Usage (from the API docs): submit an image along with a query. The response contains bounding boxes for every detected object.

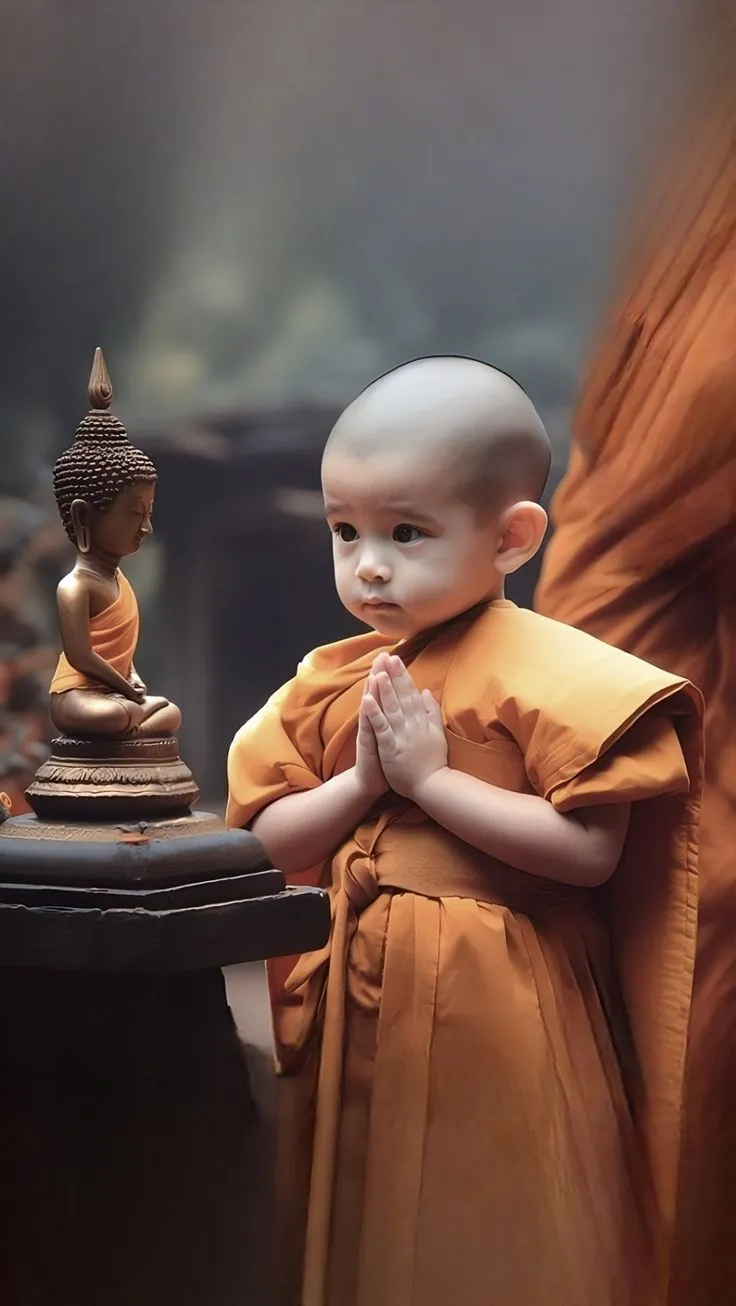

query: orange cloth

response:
[536,75,736,1306]
[49,571,139,694]
[227,601,702,1306]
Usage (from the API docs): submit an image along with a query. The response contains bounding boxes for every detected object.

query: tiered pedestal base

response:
[26,734,200,820]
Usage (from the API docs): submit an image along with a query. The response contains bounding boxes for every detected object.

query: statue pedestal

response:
[26,734,200,820]
[0,736,330,1305]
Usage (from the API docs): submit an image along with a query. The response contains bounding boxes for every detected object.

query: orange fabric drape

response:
[50,570,139,693]
[536,69,736,1306]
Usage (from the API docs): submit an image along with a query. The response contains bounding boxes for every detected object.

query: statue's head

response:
[54,349,158,559]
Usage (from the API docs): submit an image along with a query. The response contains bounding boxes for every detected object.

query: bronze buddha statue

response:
[49,348,180,739]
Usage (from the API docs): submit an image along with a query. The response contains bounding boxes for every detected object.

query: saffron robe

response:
[50,571,139,694]
[536,72,736,1306]
[227,601,702,1306]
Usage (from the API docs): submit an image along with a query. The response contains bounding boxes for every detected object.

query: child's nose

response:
[355,548,390,583]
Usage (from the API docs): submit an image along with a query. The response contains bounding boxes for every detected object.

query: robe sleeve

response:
[225,671,322,831]
[492,615,701,810]
[495,633,703,1224]
[545,711,689,812]
[226,630,386,831]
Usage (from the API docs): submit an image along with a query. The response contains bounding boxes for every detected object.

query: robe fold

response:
[50,570,139,693]
[536,72,736,1306]
[228,601,702,1306]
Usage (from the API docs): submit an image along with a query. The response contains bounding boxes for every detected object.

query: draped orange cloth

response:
[49,571,139,693]
[535,74,736,1306]
[227,601,702,1306]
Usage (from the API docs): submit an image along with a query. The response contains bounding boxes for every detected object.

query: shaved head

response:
[324,357,552,515]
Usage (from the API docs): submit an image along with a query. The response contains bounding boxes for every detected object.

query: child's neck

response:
[400,598,497,662]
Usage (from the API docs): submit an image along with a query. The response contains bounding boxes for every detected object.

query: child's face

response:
[323,450,502,639]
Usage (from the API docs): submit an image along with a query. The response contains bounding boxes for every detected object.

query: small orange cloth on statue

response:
[49,571,139,693]
[227,602,702,1306]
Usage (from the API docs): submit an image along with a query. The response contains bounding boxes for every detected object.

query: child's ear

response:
[494,501,548,575]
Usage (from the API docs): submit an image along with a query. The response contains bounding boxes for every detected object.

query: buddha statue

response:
[49,348,181,739]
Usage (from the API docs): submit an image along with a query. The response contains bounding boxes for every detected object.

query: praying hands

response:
[361,652,448,800]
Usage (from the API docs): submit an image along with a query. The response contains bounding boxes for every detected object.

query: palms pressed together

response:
[359,652,448,801]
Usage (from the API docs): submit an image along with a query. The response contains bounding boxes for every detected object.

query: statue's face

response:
[90,481,155,558]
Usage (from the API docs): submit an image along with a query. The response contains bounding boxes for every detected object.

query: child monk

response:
[226,357,702,1306]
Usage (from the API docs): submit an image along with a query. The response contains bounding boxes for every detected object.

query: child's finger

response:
[376,670,403,720]
[388,655,416,687]
[384,656,420,709]
[363,692,391,735]
[358,705,375,739]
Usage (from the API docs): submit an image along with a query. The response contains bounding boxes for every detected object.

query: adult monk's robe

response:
[49,570,139,693]
[535,74,736,1306]
[227,601,702,1306]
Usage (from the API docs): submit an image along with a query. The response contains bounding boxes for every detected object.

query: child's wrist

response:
[407,765,451,809]
[351,766,387,806]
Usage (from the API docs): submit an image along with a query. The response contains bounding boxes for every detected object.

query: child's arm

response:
[364,653,628,889]
[251,690,387,875]
[252,770,379,875]
[56,578,143,701]
[409,770,629,888]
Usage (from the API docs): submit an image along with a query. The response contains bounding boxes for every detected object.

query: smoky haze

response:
[0,0,691,482]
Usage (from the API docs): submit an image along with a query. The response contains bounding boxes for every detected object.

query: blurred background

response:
[0,0,715,800]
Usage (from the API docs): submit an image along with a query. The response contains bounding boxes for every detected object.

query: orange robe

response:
[535,76,736,1306]
[227,601,702,1306]
[49,571,139,694]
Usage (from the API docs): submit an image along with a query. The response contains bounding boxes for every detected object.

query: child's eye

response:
[333,523,358,543]
[393,524,423,544]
